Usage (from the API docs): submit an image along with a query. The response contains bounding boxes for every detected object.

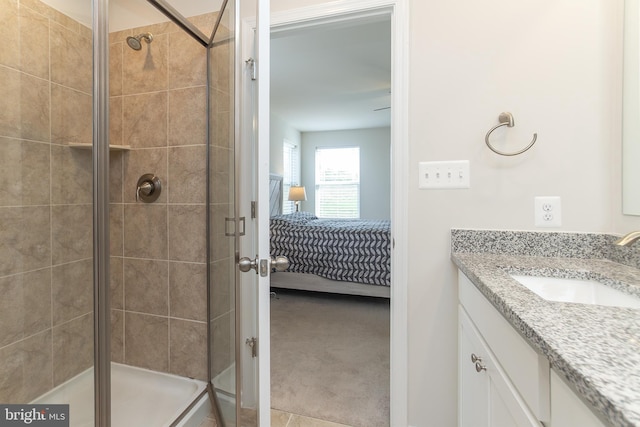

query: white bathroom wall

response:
[260,0,624,425]
[409,1,620,426]
[270,113,302,176]
[301,127,391,219]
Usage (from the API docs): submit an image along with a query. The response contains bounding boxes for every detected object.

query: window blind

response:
[315,147,360,218]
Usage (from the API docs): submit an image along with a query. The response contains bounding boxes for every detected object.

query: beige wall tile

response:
[51,144,92,205]
[0,206,51,276]
[50,22,91,93]
[0,68,51,141]
[52,259,92,326]
[123,148,167,203]
[111,256,124,310]
[0,269,50,347]
[23,268,52,337]
[210,259,232,319]
[0,274,23,347]
[209,204,232,262]
[168,145,206,204]
[122,33,168,95]
[20,73,50,142]
[124,258,168,316]
[110,150,124,203]
[169,205,206,263]
[131,21,177,39]
[22,330,53,402]
[0,341,24,403]
[211,311,232,378]
[168,87,207,147]
[0,0,20,70]
[51,84,92,145]
[124,312,168,372]
[110,29,132,45]
[123,92,168,148]
[169,261,206,321]
[51,204,92,265]
[21,0,79,33]
[110,42,123,97]
[170,319,207,380]
[52,313,93,386]
[187,12,217,37]
[0,138,50,206]
[19,5,50,80]
[111,309,124,363]
[124,204,168,259]
[169,31,206,89]
[110,95,123,149]
[110,203,123,256]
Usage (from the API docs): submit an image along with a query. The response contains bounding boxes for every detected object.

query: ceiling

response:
[271,18,391,132]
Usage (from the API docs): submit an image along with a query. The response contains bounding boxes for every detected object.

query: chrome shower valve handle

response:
[136,174,161,203]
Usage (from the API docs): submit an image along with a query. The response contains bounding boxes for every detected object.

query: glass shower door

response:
[0,0,97,424]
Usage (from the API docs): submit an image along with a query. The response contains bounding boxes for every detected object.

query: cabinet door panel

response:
[459,307,489,427]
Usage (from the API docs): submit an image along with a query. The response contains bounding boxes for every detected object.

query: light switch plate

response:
[418,160,470,189]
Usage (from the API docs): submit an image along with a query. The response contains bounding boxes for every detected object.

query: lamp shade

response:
[288,186,307,202]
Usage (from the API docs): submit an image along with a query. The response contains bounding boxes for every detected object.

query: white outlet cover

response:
[535,196,561,227]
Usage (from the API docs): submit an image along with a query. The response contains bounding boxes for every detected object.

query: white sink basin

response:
[510,275,640,309]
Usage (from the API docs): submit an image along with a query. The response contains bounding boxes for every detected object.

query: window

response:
[315,147,360,218]
[282,140,300,214]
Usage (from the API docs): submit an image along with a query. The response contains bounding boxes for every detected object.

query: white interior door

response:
[237,1,271,425]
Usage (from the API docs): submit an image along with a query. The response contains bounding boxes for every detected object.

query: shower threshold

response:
[32,362,209,427]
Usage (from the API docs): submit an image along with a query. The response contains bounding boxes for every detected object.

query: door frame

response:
[240,0,409,425]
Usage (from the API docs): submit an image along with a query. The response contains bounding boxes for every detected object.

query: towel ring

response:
[485,112,537,156]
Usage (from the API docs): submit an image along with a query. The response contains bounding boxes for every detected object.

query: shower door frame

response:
[91,1,234,426]
[92,0,111,425]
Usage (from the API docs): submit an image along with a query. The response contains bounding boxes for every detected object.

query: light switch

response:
[418,160,470,189]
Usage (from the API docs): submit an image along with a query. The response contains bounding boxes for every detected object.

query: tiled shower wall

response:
[0,0,93,402]
[109,15,214,381]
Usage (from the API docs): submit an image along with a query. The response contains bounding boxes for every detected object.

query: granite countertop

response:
[451,230,640,427]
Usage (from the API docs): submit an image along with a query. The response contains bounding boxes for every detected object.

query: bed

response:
[269,175,391,298]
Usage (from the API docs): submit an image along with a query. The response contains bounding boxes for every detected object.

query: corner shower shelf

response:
[68,142,131,151]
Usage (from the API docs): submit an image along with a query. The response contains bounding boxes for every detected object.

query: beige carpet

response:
[270,289,390,427]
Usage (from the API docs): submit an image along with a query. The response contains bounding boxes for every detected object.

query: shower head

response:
[126,33,153,51]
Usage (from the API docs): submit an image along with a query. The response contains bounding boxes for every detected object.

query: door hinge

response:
[246,337,258,358]
[251,201,256,219]
[245,58,256,81]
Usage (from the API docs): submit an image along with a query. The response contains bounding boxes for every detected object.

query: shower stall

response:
[0,0,253,425]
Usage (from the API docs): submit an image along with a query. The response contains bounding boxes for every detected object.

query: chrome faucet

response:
[613,231,640,246]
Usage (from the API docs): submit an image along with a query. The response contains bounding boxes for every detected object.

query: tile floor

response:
[198,409,354,427]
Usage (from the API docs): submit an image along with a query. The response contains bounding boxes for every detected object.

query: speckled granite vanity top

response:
[451,229,640,427]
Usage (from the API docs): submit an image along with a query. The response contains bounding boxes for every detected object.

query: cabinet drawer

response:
[459,272,550,422]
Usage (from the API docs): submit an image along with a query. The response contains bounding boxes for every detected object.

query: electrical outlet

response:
[535,196,561,227]
[418,160,470,189]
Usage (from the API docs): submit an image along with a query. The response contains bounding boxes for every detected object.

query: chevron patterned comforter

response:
[270,212,391,286]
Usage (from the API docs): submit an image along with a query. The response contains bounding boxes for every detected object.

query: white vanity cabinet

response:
[458,271,609,427]
[459,272,549,427]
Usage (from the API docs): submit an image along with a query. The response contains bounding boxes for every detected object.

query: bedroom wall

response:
[301,127,391,220]
[266,0,623,426]
[270,112,302,177]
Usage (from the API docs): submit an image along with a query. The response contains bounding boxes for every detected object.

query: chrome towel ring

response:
[485,112,537,156]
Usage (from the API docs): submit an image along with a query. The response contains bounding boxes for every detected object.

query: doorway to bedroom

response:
[269,12,392,427]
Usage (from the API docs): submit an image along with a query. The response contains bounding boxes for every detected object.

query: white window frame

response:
[282,139,300,214]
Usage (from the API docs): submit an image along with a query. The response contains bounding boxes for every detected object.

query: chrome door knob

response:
[271,256,289,272]
[471,353,482,364]
[475,362,487,373]
[239,257,258,273]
